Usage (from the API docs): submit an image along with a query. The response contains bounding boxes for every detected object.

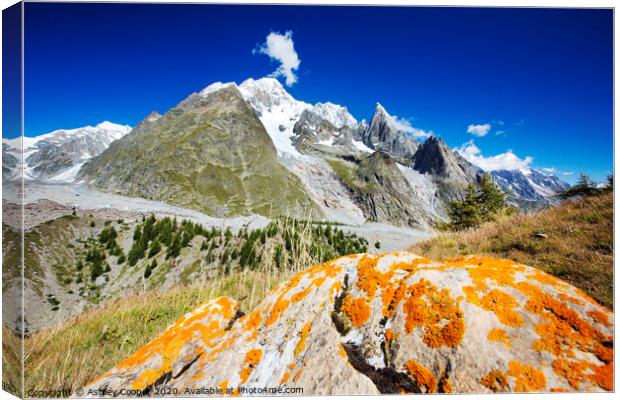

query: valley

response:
[1,76,589,397]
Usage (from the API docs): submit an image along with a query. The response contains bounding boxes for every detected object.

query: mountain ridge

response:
[3,76,571,226]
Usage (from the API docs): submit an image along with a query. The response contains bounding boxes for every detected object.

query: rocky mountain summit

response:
[81,252,613,395]
[355,103,420,161]
[412,136,483,201]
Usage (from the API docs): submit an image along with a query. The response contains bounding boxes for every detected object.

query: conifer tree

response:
[447,184,483,230]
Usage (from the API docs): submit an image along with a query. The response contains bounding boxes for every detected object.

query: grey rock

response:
[357,103,420,161]
[411,136,482,202]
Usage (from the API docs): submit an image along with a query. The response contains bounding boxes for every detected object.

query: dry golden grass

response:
[411,192,613,308]
[2,325,22,397]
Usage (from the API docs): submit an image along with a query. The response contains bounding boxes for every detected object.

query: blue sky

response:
[3,4,613,183]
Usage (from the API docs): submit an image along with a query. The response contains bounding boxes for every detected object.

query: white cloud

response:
[456,140,533,171]
[542,167,556,173]
[495,130,505,136]
[254,31,300,86]
[467,123,491,137]
[385,114,432,138]
[561,171,574,176]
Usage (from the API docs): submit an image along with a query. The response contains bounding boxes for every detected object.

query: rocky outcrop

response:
[80,252,613,395]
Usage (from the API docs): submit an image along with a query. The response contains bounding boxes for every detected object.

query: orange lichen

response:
[355,255,384,297]
[294,322,312,358]
[390,258,428,273]
[381,280,407,319]
[341,295,371,327]
[384,328,397,343]
[338,343,347,358]
[448,256,524,288]
[480,370,509,392]
[330,281,342,298]
[131,370,160,390]
[265,295,291,327]
[507,361,546,392]
[558,293,584,306]
[465,287,524,327]
[488,328,512,348]
[552,359,588,389]
[291,286,312,303]
[380,285,396,317]
[215,297,236,319]
[552,358,612,391]
[527,269,567,288]
[243,310,262,332]
[405,360,437,393]
[402,279,465,348]
[218,380,228,393]
[279,371,291,384]
[279,360,299,384]
[588,362,613,391]
[239,348,263,384]
[520,281,611,364]
[292,369,302,382]
[191,372,205,381]
[588,310,611,327]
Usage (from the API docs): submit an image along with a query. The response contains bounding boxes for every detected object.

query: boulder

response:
[80,252,613,395]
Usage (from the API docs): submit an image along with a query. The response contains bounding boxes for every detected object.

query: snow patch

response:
[47,162,86,183]
[199,81,236,98]
[352,139,373,153]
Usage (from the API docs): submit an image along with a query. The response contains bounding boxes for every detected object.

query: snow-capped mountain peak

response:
[195,77,360,157]
[311,102,357,129]
[236,77,312,157]
[238,77,310,114]
[374,102,388,115]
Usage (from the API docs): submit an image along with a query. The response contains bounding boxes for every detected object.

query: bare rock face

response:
[81,252,613,396]
[358,104,419,162]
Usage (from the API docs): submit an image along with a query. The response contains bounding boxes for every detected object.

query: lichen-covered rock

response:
[80,252,613,396]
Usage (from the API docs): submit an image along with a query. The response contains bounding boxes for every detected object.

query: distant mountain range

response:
[2,121,131,182]
[3,77,570,227]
